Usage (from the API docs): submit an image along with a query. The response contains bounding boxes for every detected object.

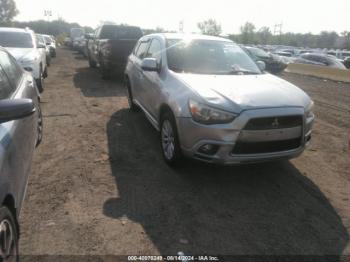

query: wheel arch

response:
[159,104,174,121]
[2,194,17,220]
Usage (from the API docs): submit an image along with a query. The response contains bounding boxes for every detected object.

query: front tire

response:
[36,69,44,93]
[88,55,97,68]
[0,206,19,262]
[160,112,183,166]
[36,102,43,147]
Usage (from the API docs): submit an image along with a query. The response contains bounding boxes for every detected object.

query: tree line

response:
[1,0,349,49]
[197,20,350,50]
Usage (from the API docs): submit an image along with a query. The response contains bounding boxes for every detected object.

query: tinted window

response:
[135,41,149,59]
[0,51,23,88]
[166,39,261,75]
[145,39,162,64]
[0,31,34,48]
[36,35,45,45]
[0,66,13,99]
[100,25,117,39]
[71,28,84,38]
[115,27,143,40]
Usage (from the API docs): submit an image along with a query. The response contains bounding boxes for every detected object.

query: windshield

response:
[44,36,52,43]
[71,29,84,38]
[166,39,261,75]
[0,32,34,48]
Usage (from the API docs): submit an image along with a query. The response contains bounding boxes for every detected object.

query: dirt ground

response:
[18,48,350,260]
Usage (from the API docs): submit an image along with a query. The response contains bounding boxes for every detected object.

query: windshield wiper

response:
[227,69,260,75]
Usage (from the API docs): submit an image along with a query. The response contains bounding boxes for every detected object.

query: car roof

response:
[146,33,232,42]
[0,27,32,33]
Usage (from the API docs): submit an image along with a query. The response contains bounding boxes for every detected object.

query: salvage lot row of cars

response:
[0,23,317,260]
[1,23,317,259]
[0,27,57,260]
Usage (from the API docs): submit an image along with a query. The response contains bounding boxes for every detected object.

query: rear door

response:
[0,50,37,209]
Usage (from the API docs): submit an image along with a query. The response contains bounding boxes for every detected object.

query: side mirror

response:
[0,99,36,123]
[257,60,266,71]
[141,58,159,72]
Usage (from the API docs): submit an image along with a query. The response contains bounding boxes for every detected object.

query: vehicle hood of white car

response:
[176,72,311,113]
[6,48,37,61]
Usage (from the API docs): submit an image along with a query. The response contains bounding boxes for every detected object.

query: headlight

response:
[189,99,237,125]
[305,101,314,119]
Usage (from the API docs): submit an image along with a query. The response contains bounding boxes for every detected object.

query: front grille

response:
[244,115,303,130]
[232,138,301,155]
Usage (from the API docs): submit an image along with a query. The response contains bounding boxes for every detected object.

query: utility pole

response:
[44,10,52,35]
[44,10,52,22]
[179,20,184,33]
[274,23,283,44]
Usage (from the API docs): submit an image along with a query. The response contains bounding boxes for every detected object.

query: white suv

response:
[0,27,47,93]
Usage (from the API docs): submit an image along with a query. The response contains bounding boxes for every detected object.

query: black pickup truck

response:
[87,25,143,79]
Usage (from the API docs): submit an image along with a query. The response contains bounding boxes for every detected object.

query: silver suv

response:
[125,34,314,166]
[0,47,42,260]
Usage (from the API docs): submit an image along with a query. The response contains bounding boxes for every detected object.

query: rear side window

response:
[100,25,117,39]
[135,41,149,59]
[115,27,143,40]
[0,66,13,99]
[0,51,23,88]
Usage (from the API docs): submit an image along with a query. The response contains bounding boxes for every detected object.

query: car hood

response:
[6,48,36,61]
[176,73,311,113]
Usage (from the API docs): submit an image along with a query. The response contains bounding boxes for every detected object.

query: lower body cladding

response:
[177,107,314,165]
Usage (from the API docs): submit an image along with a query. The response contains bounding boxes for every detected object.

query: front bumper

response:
[177,107,314,165]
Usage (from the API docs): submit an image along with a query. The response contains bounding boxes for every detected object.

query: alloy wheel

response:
[0,219,17,262]
[161,120,175,160]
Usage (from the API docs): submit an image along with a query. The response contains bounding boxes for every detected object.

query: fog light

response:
[198,144,219,155]
[23,67,33,72]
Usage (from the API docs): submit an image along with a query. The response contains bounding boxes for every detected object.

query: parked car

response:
[125,33,314,166]
[88,24,143,79]
[70,28,85,50]
[0,27,47,93]
[294,53,347,69]
[0,47,42,261]
[43,34,56,58]
[344,57,350,69]
[64,37,71,47]
[37,34,51,67]
[242,46,288,74]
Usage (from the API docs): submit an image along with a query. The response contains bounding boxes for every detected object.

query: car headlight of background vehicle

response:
[189,99,237,125]
[305,101,314,119]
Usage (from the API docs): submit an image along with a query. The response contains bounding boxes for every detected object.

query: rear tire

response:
[88,55,97,68]
[160,111,183,166]
[100,63,111,80]
[43,66,48,78]
[0,206,19,262]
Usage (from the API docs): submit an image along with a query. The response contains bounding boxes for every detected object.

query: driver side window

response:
[145,39,162,65]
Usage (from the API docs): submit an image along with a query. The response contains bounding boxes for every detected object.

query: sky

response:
[14,0,349,34]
